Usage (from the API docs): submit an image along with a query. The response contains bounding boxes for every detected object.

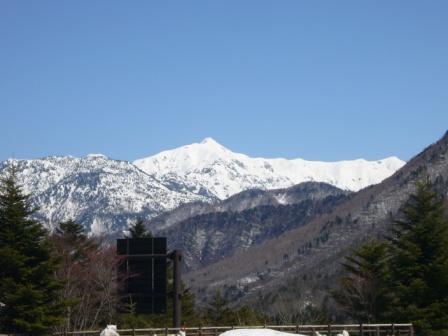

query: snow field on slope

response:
[134,138,405,199]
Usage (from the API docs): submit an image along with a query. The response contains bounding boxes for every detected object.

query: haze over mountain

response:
[0,138,404,235]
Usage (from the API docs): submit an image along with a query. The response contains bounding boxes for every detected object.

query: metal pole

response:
[173,250,182,329]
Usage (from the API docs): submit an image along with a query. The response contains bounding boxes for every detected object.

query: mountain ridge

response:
[182,132,448,314]
[0,155,209,234]
[134,137,405,199]
[0,138,404,235]
[156,182,351,271]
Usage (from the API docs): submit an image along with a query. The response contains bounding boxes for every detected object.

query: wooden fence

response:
[56,323,414,336]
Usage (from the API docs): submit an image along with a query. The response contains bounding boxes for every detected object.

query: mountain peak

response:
[86,153,108,159]
[200,137,222,147]
[134,139,405,199]
[196,137,230,153]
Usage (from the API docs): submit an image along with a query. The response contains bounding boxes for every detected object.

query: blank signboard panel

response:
[117,238,167,313]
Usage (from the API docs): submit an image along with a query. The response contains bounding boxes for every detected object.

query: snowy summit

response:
[134,137,405,200]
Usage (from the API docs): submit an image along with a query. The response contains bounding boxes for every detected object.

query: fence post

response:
[296,324,299,334]
[327,324,332,336]
[375,326,380,336]
[132,328,136,336]
[410,324,414,336]
[165,327,168,336]
[199,326,202,336]
[359,324,364,336]
[391,324,395,336]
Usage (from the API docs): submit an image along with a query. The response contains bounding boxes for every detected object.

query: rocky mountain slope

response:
[184,132,448,314]
[0,155,208,234]
[149,181,350,233]
[0,139,404,235]
[134,138,405,199]
[157,182,351,271]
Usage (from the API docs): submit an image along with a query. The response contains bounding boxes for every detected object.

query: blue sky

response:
[1,1,447,162]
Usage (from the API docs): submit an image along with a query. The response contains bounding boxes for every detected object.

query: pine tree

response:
[161,265,202,327]
[388,180,448,335]
[332,239,390,323]
[0,167,65,335]
[204,291,234,326]
[58,219,86,242]
[127,218,152,238]
[55,219,95,262]
[179,284,201,326]
[233,305,264,325]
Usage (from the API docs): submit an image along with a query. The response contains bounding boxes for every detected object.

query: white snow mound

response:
[100,325,119,336]
[219,329,349,336]
[219,329,307,336]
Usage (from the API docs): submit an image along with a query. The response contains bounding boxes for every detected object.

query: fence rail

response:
[56,323,414,336]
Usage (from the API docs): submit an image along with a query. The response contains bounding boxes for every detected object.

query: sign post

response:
[117,238,182,328]
[171,250,182,329]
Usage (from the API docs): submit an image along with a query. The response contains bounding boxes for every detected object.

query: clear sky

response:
[1,1,447,162]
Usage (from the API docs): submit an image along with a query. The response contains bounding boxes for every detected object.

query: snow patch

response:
[237,276,258,285]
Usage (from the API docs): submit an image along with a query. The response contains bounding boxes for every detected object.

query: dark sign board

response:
[117,238,167,314]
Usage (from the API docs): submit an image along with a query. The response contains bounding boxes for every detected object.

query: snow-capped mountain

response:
[0,155,208,234]
[0,138,405,235]
[134,137,406,200]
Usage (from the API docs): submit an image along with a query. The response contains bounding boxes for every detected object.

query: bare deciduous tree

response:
[52,225,121,332]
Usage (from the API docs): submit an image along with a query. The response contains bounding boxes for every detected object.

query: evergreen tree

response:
[55,219,95,262]
[233,305,264,325]
[204,291,234,326]
[180,285,201,327]
[0,167,65,335]
[57,219,86,243]
[127,218,152,238]
[332,239,390,323]
[202,291,263,326]
[388,180,448,335]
